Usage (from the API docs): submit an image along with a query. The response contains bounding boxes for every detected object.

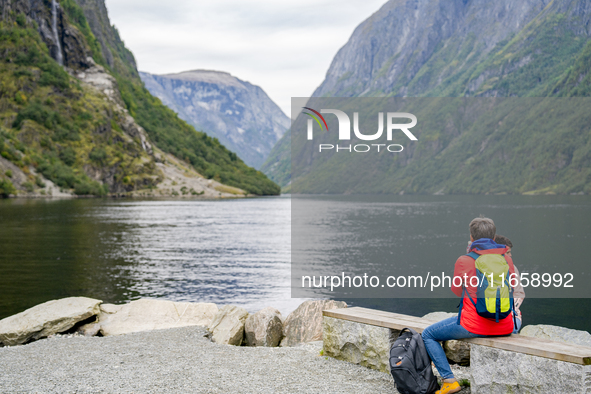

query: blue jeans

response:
[513,317,522,334]
[421,317,487,380]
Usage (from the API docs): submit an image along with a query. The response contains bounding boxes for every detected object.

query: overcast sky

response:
[104,0,387,117]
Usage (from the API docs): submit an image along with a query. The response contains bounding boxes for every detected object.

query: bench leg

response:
[470,344,591,393]
[323,316,398,373]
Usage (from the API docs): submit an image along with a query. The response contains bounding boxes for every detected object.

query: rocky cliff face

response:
[263,0,591,193]
[1,0,91,69]
[140,70,289,170]
[312,0,590,98]
[73,0,137,77]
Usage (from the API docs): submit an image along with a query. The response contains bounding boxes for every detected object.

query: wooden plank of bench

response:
[323,307,591,365]
[324,307,431,332]
[351,307,436,327]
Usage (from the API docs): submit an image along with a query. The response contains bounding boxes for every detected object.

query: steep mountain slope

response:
[71,0,279,195]
[70,0,137,78]
[140,70,289,170]
[0,0,157,196]
[264,0,591,193]
[0,0,279,197]
[288,96,591,195]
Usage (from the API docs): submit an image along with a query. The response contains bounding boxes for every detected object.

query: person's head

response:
[494,234,513,257]
[469,216,496,241]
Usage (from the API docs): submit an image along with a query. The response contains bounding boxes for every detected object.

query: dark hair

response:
[494,234,513,248]
[469,217,496,240]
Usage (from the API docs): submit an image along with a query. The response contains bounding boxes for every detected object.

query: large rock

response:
[443,339,471,365]
[98,299,218,336]
[521,324,591,347]
[76,320,101,337]
[422,311,470,365]
[244,307,283,347]
[207,305,249,346]
[472,324,591,392]
[470,344,591,393]
[323,316,396,373]
[280,300,347,347]
[0,297,102,346]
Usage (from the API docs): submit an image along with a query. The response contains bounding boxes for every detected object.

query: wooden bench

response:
[323,307,591,393]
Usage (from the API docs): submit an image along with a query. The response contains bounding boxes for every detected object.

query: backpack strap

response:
[509,279,517,332]
[467,251,480,260]
[457,251,481,325]
[456,287,464,325]
[399,327,417,336]
[495,287,501,323]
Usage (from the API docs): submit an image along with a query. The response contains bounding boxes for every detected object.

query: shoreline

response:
[0,151,277,200]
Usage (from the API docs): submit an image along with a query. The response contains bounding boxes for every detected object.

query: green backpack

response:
[458,251,515,323]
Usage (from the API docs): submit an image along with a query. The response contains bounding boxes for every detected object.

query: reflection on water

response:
[0,197,299,319]
[1,195,591,332]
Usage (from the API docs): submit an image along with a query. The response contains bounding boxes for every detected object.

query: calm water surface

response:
[0,196,299,319]
[1,195,591,332]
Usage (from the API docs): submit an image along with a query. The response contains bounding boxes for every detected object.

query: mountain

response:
[263,0,591,194]
[260,125,291,188]
[140,70,289,170]
[0,0,279,197]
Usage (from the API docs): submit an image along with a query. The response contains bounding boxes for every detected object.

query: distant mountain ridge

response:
[263,0,591,194]
[140,70,289,169]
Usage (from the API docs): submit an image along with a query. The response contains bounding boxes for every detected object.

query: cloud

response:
[105,0,387,117]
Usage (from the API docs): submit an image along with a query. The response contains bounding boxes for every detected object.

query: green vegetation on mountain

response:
[552,39,591,97]
[0,18,158,196]
[264,0,591,194]
[426,14,590,98]
[260,128,291,187]
[289,97,591,195]
[0,176,16,197]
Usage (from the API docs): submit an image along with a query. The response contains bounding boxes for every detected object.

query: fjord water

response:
[1,195,591,331]
[0,197,295,320]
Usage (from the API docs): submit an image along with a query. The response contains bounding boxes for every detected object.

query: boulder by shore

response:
[0,297,101,346]
[0,297,348,349]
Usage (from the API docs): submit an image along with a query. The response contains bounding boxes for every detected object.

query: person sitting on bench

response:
[422,217,517,394]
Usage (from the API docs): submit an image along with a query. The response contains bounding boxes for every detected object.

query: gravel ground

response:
[0,326,392,394]
[0,326,471,394]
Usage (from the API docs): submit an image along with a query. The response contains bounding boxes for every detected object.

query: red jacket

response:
[452,247,516,335]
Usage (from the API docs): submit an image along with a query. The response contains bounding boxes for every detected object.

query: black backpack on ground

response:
[389,328,440,394]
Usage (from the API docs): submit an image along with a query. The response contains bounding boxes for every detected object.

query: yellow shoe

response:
[436,381,461,394]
